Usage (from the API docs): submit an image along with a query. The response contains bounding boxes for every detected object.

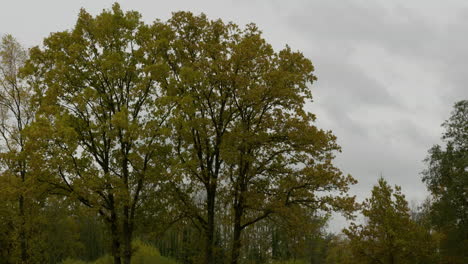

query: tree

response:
[222,33,356,264]
[23,4,172,264]
[19,4,356,263]
[157,12,356,264]
[344,178,436,264]
[422,100,468,263]
[154,12,240,264]
[0,34,41,263]
[325,235,360,264]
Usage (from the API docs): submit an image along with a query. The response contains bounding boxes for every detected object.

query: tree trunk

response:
[389,252,395,264]
[122,205,132,264]
[19,194,27,263]
[231,206,243,264]
[19,165,27,264]
[231,167,247,264]
[110,210,122,264]
[121,142,132,264]
[205,186,216,264]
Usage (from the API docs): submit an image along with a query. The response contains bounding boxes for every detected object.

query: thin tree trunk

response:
[205,186,216,264]
[122,205,132,264]
[231,151,248,264]
[389,251,395,264]
[110,209,122,264]
[121,141,132,264]
[231,205,243,264]
[19,164,27,264]
[19,194,27,263]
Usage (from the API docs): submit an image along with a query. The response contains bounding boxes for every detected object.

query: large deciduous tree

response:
[422,100,468,264]
[159,13,241,264]
[223,35,356,264]
[23,4,172,264]
[21,5,357,263]
[158,12,356,264]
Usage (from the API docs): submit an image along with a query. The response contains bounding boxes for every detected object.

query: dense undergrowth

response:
[61,240,178,264]
[61,239,307,264]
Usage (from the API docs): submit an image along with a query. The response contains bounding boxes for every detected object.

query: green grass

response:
[62,240,178,264]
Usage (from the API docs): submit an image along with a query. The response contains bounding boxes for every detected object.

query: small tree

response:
[344,178,436,264]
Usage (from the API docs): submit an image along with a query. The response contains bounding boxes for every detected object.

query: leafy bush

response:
[92,255,112,264]
[62,259,88,264]
[132,239,177,264]
[61,240,178,264]
[271,260,307,264]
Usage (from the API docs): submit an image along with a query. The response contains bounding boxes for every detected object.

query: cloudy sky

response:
[1,0,467,232]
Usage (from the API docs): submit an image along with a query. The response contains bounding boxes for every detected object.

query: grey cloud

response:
[285,0,435,55]
[314,59,400,107]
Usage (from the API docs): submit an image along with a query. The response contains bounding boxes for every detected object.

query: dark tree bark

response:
[109,208,121,264]
[205,184,217,264]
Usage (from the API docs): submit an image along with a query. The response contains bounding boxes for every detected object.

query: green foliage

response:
[92,255,113,264]
[422,100,468,263]
[3,4,357,263]
[62,240,177,264]
[0,33,50,264]
[271,260,307,264]
[5,3,462,264]
[23,3,174,263]
[344,178,437,264]
[62,259,88,264]
[154,9,356,264]
[324,235,359,264]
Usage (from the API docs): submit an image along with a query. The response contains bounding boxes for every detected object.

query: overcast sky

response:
[1,0,467,232]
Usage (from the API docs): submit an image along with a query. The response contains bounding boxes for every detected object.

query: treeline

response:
[0,3,466,264]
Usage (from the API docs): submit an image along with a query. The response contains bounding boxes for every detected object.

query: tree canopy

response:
[16,4,357,264]
[0,3,464,264]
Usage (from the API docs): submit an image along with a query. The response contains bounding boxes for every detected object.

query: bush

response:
[271,260,307,264]
[61,239,178,264]
[61,259,87,264]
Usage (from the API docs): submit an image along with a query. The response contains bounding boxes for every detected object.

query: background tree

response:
[0,34,41,264]
[23,4,173,264]
[344,178,437,264]
[324,235,359,264]
[0,162,16,263]
[422,100,468,264]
